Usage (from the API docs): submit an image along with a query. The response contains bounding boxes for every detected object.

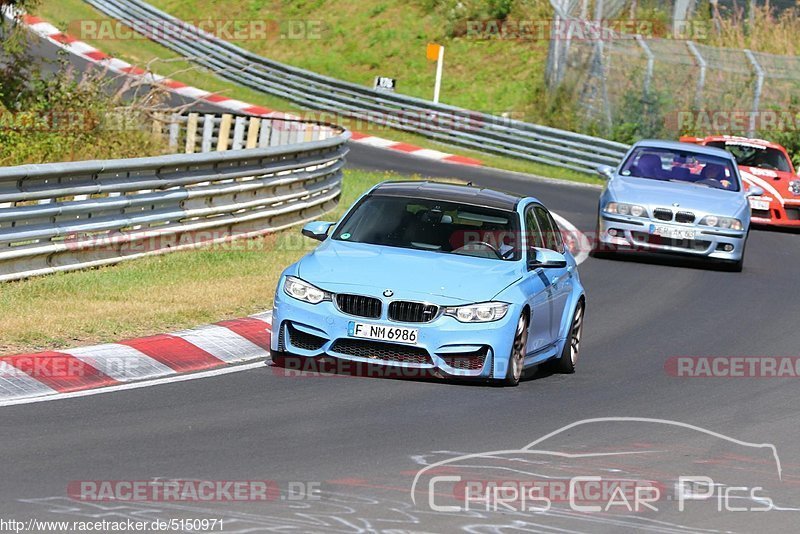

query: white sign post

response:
[427,43,445,104]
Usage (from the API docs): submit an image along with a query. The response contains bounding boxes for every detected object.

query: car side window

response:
[546,211,564,252]
[534,206,562,252]
[525,207,545,253]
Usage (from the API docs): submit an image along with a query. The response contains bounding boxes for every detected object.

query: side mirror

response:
[596,165,615,180]
[301,221,335,241]
[527,248,568,270]
[746,186,765,198]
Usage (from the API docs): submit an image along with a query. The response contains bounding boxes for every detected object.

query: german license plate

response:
[650,224,696,240]
[749,198,770,211]
[348,322,418,345]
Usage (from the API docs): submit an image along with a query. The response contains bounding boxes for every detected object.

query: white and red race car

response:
[680,135,800,227]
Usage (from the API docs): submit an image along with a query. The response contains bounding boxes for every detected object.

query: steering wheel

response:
[695,178,721,187]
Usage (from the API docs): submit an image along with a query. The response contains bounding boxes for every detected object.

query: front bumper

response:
[598,214,746,261]
[750,199,800,227]
[271,288,518,380]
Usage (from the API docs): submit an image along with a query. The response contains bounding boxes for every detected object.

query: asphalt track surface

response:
[2,31,800,533]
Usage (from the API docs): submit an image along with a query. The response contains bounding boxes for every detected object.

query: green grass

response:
[0,169,402,355]
[33,0,600,185]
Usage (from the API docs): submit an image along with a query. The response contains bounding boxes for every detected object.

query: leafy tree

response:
[0,0,42,110]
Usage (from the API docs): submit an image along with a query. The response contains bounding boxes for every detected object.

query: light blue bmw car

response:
[594,140,763,272]
[271,181,586,386]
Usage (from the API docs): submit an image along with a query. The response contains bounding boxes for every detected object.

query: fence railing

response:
[83,0,630,174]
[156,112,341,154]
[0,113,349,282]
[546,0,800,138]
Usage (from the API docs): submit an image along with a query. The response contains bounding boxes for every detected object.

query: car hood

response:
[296,240,523,304]
[609,175,748,216]
[740,167,800,200]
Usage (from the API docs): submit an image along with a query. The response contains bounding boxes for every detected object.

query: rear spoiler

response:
[679,136,704,144]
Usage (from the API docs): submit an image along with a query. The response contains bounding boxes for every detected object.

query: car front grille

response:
[329,339,432,365]
[335,293,382,319]
[653,208,673,221]
[388,301,439,323]
[441,347,489,371]
[675,211,696,224]
[751,209,771,219]
[286,324,327,351]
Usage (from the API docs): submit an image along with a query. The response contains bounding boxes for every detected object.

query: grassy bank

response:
[0,169,402,355]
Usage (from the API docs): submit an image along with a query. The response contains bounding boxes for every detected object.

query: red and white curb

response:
[0,311,272,404]
[13,12,483,167]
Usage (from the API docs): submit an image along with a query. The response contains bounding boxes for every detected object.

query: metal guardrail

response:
[0,113,349,282]
[156,111,341,153]
[85,0,630,174]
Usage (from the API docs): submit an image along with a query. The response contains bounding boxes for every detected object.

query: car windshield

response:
[620,147,740,191]
[332,194,520,261]
[707,141,792,173]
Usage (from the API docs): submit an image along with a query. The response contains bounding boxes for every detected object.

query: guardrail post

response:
[201,114,214,153]
[185,113,198,154]
[217,114,233,151]
[246,117,260,148]
[276,120,289,146]
[686,41,706,110]
[232,116,247,150]
[744,49,764,137]
[168,118,180,151]
[259,119,272,147]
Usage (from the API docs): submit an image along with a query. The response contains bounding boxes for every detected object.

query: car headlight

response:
[700,215,743,231]
[283,276,331,304]
[444,302,509,323]
[604,202,646,217]
[790,180,800,195]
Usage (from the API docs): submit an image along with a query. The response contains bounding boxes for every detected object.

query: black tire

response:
[720,257,744,272]
[270,350,289,367]
[553,302,584,374]
[501,313,529,387]
[589,248,613,260]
